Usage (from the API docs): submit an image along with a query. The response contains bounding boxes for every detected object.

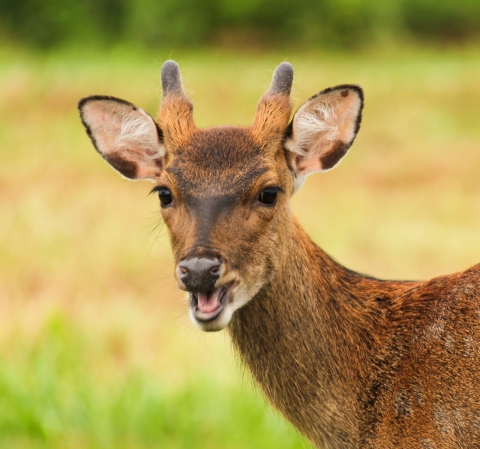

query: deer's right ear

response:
[78,96,165,181]
[284,85,363,183]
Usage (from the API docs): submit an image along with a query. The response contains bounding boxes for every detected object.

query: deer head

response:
[78,61,363,331]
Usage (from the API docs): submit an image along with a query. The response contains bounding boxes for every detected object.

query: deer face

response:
[78,61,363,331]
[155,126,295,330]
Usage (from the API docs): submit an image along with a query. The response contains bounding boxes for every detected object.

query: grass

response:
[1,45,480,448]
[0,316,307,449]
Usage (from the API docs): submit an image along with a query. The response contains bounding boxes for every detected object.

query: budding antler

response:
[251,62,293,148]
[158,60,195,148]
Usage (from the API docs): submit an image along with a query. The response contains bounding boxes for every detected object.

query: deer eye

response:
[155,187,173,206]
[258,187,280,205]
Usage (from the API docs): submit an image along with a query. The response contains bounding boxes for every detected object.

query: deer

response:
[78,61,480,449]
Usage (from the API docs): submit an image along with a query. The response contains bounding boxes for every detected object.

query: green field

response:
[1,47,480,448]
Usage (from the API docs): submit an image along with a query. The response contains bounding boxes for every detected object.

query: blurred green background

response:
[1,1,480,448]
[1,0,480,50]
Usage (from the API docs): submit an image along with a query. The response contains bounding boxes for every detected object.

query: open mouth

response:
[190,283,234,323]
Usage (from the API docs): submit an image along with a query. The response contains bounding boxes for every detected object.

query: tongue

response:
[197,289,221,314]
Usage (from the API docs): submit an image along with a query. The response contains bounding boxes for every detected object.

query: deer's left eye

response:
[258,187,280,205]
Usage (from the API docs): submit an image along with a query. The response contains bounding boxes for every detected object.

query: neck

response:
[228,217,413,448]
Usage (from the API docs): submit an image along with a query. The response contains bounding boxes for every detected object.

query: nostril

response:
[210,265,221,275]
[178,261,190,280]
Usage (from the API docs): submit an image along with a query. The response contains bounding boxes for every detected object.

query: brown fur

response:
[157,94,195,149]
[229,219,480,448]
[154,122,480,448]
[79,62,480,449]
[251,93,292,148]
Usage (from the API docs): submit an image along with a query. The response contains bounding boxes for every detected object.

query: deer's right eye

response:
[156,187,173,206]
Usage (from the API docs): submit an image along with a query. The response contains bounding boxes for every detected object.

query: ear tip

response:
[77,96,137,117]
[78,95,99,112]
[340,84,364,101]
[77,95,107,114]
[315,84,364,107]
[349,84,364,100]
[345,85,364,111]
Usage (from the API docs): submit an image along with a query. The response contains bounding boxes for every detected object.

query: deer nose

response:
[177,257,222,291]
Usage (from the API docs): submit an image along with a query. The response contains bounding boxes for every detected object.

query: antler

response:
[161,60,184,95]
[251,62,293,147]
[158,60,195,148]
[268,62,294,95]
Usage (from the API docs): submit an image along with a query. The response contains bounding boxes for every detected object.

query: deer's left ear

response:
[284,85,363,178]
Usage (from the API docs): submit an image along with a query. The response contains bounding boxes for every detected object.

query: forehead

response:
[165,127,273,196]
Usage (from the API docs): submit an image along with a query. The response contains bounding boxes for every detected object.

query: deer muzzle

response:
[176,253,242,331]
[177,256,221,292]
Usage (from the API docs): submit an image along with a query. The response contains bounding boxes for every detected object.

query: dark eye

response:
[258,187,279,205]
[156,187,173,206]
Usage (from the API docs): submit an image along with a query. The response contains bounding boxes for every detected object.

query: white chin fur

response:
[190,283,261,332]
